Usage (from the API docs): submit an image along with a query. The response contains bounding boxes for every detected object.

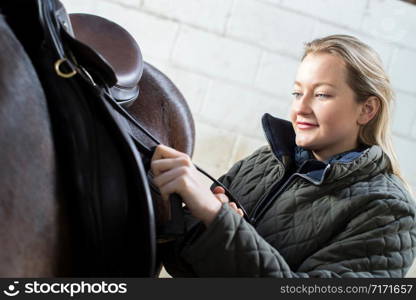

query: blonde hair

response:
[302,34,413,195]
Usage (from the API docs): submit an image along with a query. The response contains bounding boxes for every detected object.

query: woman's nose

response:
[293,94,313,115]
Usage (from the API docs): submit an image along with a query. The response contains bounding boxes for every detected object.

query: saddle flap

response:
[69,13,144,105]
[60,26,118,87]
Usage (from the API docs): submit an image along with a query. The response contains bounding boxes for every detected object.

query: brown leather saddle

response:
[68,10,251,235]
[67,12,195,242]
[68,13,143,107]
[66,10,251,231]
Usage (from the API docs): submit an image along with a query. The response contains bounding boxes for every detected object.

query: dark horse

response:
[0,7,194,276]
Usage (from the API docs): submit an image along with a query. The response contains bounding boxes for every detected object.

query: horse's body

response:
[0,10,194,277]
[0,16,64,276]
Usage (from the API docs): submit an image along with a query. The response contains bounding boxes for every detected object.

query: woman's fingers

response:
[149,145,227,225]
[213,186,225,194]
[213,187,229,203]
[157,176,184,202]
[151,157,192,177]
[151,158,181,177]
[229,202,244,217]
[151,146,192,177]
[152,163,189,187]
[151,144,187,161]
[213,187,243,217]
[215,193,229,203]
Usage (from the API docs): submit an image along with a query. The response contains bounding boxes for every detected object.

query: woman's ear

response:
[357,96,380,125]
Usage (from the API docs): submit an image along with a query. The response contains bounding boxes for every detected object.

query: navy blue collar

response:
[261,113,368,172]
[261,113,296,164]
[294,145,369,167]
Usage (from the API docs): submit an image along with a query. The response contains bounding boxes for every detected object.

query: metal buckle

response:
[54,58,77,78]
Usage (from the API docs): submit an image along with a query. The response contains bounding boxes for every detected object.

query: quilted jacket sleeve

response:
[158,158,245,277]
[181,196,416,277]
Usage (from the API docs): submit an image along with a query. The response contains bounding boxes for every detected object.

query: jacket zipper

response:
[248,123,296,225]
[248,160,306,224]
[249,120,305,224]
[249,117,332,226]
[249,163,332,226]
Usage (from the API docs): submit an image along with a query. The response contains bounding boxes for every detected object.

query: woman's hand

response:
[150,144,222,226]
[213,186,244,217]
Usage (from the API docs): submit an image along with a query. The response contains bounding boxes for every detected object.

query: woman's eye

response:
[291,92,302,98]
[315,93,331,99]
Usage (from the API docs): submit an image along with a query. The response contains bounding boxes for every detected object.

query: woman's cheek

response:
[289,108,299,131]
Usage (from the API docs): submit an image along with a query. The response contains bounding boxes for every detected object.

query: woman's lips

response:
[296,122,319,130]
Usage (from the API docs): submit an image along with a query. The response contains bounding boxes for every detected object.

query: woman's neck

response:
[311,142,360,162]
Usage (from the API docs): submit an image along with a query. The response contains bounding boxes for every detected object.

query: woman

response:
[151,35,416,277]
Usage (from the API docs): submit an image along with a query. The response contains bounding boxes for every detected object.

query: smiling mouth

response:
[296,122,319,129]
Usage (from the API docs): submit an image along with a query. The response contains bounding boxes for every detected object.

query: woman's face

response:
[289,53,363,161]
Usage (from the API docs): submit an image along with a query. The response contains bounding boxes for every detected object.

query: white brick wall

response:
[60,0,416,277]
[392,91,416,136]
[362,0,416,46]
[390,48,416,94]
[227,0,316,56]
[280,0,368,31]
[255,52,299,97]
[199,80,290,139]
[412,121,416,139]
[172,27,262,84]
[142,0,234,33]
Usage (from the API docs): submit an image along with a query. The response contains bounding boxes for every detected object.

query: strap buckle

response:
[54,57,77,78]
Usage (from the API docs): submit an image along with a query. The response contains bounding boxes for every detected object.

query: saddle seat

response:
[69,13,144,107]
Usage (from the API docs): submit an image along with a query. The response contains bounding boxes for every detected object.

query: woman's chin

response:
[295,137,314,149]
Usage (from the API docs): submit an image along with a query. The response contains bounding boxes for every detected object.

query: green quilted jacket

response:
[159,113,416,277]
